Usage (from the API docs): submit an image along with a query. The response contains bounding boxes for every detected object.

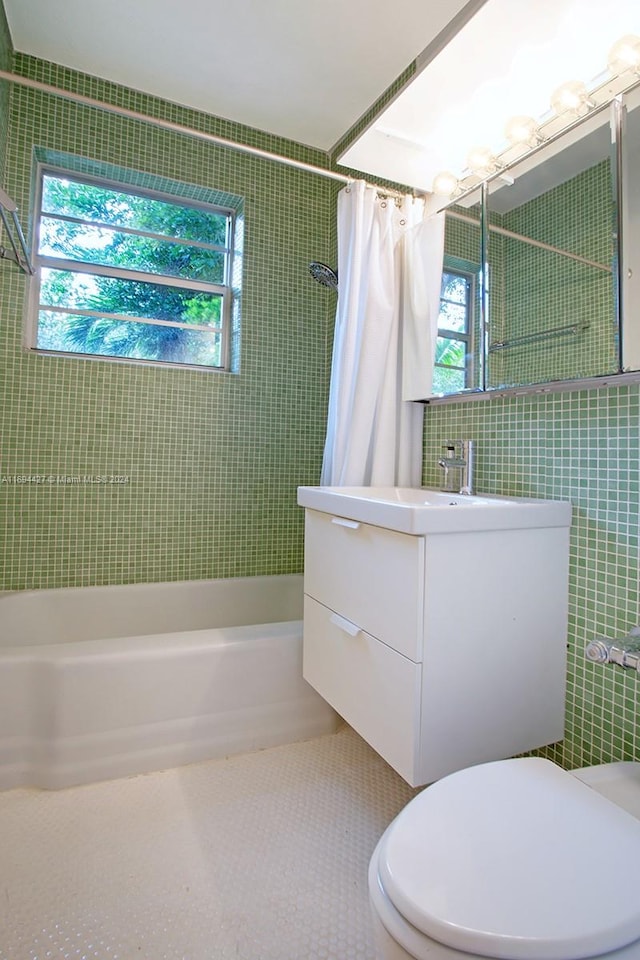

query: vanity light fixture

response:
[608,34,640,75]
[504,115,542,147]
[466,145,500,177]
[428,30,640,204]
[550,80,595,117]
[431,170,460,197]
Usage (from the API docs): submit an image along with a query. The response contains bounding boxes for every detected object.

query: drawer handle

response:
[330,612,361,637]
[330,517,360,529]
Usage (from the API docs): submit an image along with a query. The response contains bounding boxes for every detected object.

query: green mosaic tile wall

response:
[0,5,12,187]
[0,55,339,589]
[444,204,481,263]
[422,385,640,769]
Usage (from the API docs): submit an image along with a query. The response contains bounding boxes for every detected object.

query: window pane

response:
[40,268,223,329]
[41,175,229,247]
[39,217,226,284]
[33,170,238,372]
[440,272,469,305]
[436,336,467,367]
[433,366,466,394]
[37,311,222,367]
[438,300,468,333]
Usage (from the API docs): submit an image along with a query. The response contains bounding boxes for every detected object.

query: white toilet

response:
[369,757,640,960]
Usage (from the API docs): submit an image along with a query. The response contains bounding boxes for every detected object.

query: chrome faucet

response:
[438,440,475,495]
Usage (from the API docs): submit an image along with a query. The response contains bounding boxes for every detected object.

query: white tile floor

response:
[0,727,417,960]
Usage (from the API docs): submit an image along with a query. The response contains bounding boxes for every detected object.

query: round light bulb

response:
[466,146,496,176]
[550,80,591,116]
[432,170,459,197]
[608,35,640,75]
[504,115,540,146]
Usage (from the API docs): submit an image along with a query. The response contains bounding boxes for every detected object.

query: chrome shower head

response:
[309,261,338,292]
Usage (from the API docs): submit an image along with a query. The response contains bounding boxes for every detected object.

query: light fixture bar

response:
[436,74,632,213]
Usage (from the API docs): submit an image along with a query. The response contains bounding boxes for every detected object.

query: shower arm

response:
[0,187,34,275]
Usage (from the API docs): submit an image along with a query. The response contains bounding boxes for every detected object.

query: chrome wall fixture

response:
[586,629,640,672]
[488,322,591,354]
[0,186,33,275]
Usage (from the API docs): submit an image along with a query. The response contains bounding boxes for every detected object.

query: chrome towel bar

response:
[0,187,33,275]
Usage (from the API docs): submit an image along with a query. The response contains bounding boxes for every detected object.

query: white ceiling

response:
[3,0,481,152]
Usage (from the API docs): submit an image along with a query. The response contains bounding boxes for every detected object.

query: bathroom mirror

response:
[485,104,619,391]
[434,190,484,396]
[621,84,640,372]
[428,86,640,399]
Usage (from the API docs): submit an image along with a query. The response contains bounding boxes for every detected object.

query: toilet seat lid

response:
[378,758,640,960]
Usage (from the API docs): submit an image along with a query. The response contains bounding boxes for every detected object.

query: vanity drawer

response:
[303,509,424,661]
[303,595,422,784]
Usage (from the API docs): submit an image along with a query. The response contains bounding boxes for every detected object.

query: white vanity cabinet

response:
[300,496,571,787]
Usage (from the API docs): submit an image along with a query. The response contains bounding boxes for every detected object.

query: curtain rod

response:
[446,208,611,273]
[0,70,606,270]
[0,69,406,197]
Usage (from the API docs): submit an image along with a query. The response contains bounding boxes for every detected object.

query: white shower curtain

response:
[320,180,445,487]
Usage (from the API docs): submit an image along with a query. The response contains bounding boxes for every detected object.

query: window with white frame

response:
[433,259,476,394]
[28,169,236,370]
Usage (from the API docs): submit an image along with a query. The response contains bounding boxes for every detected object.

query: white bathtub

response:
[0,574,339,790]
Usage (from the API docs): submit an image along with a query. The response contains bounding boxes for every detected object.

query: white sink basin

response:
[297,486,571,534]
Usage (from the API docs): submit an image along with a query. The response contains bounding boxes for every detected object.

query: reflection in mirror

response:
[433,191,483,396]
[485,106,618,390]
[621,85,640,371]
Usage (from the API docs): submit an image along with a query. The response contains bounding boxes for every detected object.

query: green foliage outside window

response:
[33,173,234,368]
[432,266,474,395]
